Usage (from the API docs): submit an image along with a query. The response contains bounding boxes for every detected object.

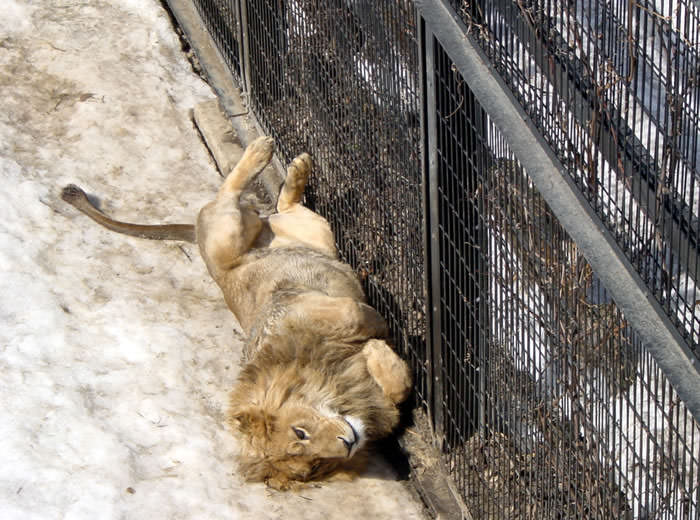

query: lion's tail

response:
[61,184,197,243]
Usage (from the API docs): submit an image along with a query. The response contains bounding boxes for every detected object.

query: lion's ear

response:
[230,407,275,439]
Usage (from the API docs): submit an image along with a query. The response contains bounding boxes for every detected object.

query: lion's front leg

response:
[362,339,412,404]
[284,293,389,342]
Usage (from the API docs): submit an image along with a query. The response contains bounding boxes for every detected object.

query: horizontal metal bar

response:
[415,0,700,424]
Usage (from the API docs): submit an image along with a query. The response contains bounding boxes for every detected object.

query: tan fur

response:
[62,136,412,490]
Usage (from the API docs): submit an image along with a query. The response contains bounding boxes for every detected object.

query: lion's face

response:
[231,399,367,489]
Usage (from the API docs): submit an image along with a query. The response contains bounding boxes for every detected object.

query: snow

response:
[0,1,425,518]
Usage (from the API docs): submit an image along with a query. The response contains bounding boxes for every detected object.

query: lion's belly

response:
[220,246,365,333]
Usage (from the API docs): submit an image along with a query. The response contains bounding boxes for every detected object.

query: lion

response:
[61,136,412,490]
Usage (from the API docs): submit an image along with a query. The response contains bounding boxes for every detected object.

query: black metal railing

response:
[427,36,698,517]
[178,0,700,517]
[456,0,700,355]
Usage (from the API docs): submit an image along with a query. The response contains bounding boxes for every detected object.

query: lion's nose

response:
[338,435,356,456]
[338,417,360,456]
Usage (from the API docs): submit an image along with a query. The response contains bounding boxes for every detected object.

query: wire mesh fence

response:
[192,0,243,81]
[241,0,430,405]
[180,0,700,517]
[455,0,700,356]
[429,36,700,517]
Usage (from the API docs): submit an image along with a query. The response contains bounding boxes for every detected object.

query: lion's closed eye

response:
[310,460,322,475]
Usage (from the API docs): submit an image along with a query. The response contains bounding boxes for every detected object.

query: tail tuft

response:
[61,184,87,205]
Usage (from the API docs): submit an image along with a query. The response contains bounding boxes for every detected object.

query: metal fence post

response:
[238,0,252,95]
[422,23,445,443]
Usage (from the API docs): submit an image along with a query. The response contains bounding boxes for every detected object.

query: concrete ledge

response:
[193,99,245,176]
[400,410,473,520]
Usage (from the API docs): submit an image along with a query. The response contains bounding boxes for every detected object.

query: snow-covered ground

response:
[0,1,425,518]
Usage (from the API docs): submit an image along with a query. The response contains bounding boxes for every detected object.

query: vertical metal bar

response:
[475,101,487,433]
[423,24,444,441]
[418,13,432,413]
[233,0,246,90]
[239,0,252,97]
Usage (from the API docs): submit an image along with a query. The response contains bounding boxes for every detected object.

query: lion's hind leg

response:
[268,153,337,256]
[276,153,311,212]
[219,136,275,196]
[197,136,275,275]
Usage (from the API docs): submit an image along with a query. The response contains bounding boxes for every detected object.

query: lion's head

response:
[228,343,400,490]
[230,399,368,489]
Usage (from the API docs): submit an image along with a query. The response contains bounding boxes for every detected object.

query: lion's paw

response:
[277,153,312,212]
[363,339,412,405]
[244,136,275,172]
[286,153,311,190]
